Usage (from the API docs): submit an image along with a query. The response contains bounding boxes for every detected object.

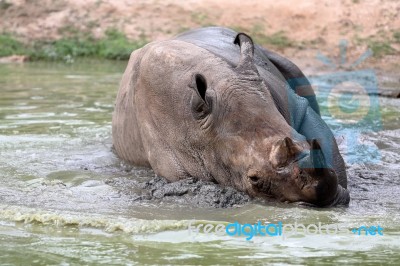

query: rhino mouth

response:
[325,185,350,206]
[248,175,274,198]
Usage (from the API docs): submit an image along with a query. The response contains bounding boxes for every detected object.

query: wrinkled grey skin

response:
[112,27,350,207]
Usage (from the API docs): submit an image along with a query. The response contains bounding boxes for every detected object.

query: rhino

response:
[112,27,350,207]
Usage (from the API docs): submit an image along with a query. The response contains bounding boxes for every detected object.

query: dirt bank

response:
[1,0,399,93]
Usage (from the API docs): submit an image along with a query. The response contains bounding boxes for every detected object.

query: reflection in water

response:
[0,61,399,264]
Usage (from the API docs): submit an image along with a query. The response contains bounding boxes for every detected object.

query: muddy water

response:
[0,61,399,265]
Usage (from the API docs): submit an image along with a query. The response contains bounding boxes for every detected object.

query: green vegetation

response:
[191,11,213,27]
[354,33,397,58]
[98,29,147,60]
[232,24,293,49]
[393,31,400,43]
[255,31,292,48]
[0,28,147,61]
[0,0,12,10]
[177,26,191,34]
[367,40,395,57]
[0,34,25,57]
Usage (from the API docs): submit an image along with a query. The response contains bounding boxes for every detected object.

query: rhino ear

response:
[190,74,211,118]
[270,137,301,168]
[194,74,207,101]
[234,33,259,77]
[234,33,254,63]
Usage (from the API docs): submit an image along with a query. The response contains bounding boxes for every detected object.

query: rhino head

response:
[112,30,350,207]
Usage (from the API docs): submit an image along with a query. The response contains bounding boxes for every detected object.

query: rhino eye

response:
[195,74,207,101]
[248,175,260,184]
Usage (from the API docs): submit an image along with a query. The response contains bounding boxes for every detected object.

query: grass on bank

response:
[354,31,400,58]
[232,24,293,49]
[0,28,147,61]
[2,27,399,61]
[0,33,26,57]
